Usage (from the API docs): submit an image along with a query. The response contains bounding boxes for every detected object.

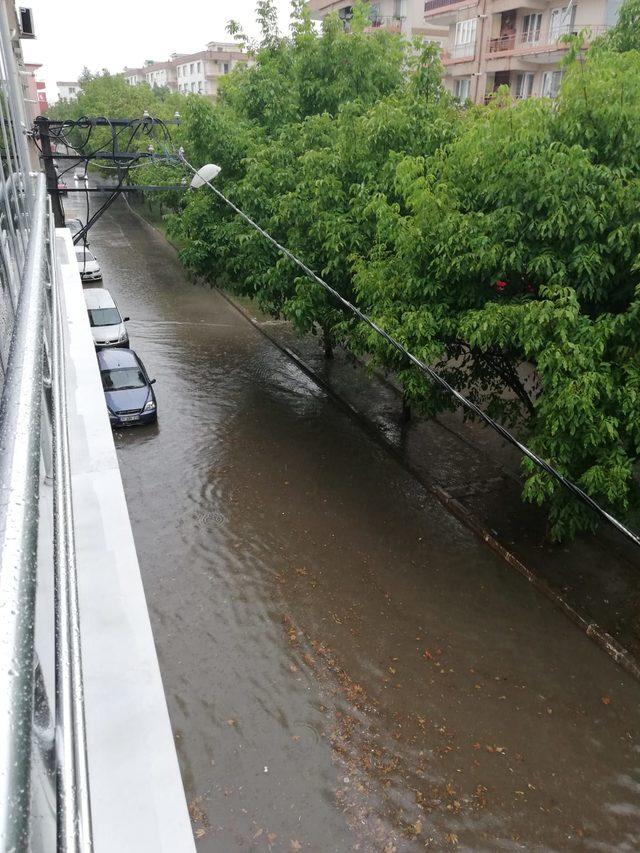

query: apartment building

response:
[427,0,623,103]
[143,58,180,90]
[56,80,80,101]
[122,43,249,101]
[175,42,248,98]
[123,66,147,86]
[308,0,447,42]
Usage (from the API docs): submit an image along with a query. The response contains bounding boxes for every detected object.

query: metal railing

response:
[424,0,469,14]
[365,14,404,29]
[488,24,610,54]
[0,174,94,849]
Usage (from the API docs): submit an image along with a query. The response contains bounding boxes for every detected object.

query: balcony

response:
[441,42,477,64]
[487,24,609,61]
[424,0,479,22]
[364,14,404,32]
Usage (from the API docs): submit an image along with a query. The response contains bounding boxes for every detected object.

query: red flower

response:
[495,279,508,292]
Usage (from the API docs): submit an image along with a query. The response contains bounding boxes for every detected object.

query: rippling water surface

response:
[69,196,640,851]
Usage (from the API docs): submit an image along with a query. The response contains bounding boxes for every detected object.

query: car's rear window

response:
[101,367,146,391]
[75,249,94,261]
[88,307,120,327]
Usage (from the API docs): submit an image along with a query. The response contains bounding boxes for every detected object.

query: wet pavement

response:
[66,190,640,851]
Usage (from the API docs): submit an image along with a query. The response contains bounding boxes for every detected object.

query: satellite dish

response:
[190,163,222,188]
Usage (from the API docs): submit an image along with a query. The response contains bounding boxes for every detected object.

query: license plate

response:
[120,414,139,423]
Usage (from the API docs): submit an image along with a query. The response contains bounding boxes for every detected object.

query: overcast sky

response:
[22,0,294,102]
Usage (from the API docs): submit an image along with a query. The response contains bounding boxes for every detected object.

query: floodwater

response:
[67,192,640,851]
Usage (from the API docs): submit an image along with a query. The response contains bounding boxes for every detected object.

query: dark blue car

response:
[97,348,157,427]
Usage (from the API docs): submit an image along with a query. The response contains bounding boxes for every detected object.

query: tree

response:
[52,1,640,541]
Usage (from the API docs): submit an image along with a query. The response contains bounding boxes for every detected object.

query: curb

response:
[121,194,640,683]
[216,287,640,683]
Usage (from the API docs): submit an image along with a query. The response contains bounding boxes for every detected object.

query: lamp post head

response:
[190,163,221,188]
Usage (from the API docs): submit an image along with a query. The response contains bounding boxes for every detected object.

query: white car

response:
[75,246,102,282]
[84,287,129,349]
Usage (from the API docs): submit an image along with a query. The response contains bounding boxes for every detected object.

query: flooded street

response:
[68,193,640,851]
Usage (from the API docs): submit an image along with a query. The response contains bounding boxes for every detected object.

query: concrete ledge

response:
[56,228,194,852]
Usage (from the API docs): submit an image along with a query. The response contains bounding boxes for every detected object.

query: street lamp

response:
[189,163,221,189]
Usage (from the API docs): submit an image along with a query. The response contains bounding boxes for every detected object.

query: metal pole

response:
[0,171,47,851]
[36,117,65,227]
[50,199,93,851]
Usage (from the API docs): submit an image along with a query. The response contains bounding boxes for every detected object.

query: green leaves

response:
[54,3,640,541]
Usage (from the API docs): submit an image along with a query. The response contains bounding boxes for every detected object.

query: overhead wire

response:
[178,152,640,552]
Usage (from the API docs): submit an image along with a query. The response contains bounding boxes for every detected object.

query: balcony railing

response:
[488,24,609,54]
[424,0,470,14]
[0,10,94,837]
[442,42,476,61]
[0,170,94,851]
[365,15,404,30]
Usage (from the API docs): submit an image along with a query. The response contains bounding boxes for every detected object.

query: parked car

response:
[75,245,102,282]
[84,288,129,349]
[57,180,67,195]
[97,348,157,427]
[67,217,83,237]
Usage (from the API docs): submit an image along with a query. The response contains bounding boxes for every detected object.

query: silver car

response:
[75,245,102,282]
[84,287,129,348]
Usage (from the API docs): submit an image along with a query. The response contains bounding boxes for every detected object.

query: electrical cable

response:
[178,152,640,551]
[73,152,145,245]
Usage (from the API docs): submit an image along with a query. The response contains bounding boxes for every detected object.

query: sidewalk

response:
[224,293,640,673]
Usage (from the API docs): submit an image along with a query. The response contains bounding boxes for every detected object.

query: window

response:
[541,69,563,97]
[393,0,406,18]
[515,72,534,98]
[454,77,471,101]
[223,62,229,73]
[521,13,542,44]
[191,81,196,92]
[88,308,121,328]
[453,18,477,57]
[101,368,146,392]
[549,5,576,40]
[197,61,201,73]
[190,62,194,74]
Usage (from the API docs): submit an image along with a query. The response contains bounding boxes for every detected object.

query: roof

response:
[97,348,139,371]
[84,287,116,309]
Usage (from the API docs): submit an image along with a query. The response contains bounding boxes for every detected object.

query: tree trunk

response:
[323,329,334,360]
[401,395,412,423]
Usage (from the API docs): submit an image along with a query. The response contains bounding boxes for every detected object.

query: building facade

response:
[56,80,80,101]
[427,0,623,103]
[122,43,249,101]
[23,61,47,121]
[308,0,447,39]
[141,56,181,90]
[176,43,247,98]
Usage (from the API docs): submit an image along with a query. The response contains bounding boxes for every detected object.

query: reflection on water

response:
[68,196,640,851]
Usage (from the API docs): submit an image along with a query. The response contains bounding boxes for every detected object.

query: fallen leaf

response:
[267,832,277,844]
[195,827,206,839]
[601,695,612,705]
[227,719,236,726]
[290,841,302,851]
